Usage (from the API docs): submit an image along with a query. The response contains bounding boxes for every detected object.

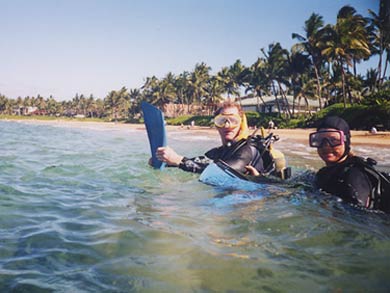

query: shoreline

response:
[3,118,390,147]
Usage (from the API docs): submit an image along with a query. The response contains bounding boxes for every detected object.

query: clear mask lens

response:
[309,130,344,148]
[214,114,241,128]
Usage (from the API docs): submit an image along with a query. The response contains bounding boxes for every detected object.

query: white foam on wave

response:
[55,123,143,137]
[168,133,218,142]
[354,146,390,166]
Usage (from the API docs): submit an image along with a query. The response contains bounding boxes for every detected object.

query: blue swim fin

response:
[141,101,167,170]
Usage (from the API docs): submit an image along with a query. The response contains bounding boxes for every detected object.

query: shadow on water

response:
[1,121,390,292]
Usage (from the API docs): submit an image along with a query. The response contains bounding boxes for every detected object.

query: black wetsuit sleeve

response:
[343,167,372,207]
[178,156,213,173]
[177,142,262,174]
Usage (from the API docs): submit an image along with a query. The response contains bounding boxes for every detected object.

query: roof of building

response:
[237,95,321,108]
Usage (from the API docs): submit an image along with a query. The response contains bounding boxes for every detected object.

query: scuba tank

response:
[230,127,291,180]
[258,127,291,180]
[346,157,390,213]
[269,148,291,179]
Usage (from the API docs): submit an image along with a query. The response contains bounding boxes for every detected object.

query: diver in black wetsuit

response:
[178,136,265,174]
[155,101,272,175]
[310,116,381,210]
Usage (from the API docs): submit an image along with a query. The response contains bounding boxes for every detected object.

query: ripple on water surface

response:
[1,121,390,292]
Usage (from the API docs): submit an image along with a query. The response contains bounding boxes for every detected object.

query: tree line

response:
[0,3,389,121]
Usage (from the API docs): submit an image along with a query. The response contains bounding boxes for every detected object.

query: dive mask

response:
[309,130,345,148]
[214,114,241,128]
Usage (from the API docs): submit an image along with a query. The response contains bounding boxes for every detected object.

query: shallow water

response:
[1,120,390,292]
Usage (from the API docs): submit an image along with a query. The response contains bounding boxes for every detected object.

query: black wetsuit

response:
[178,139,265,174]
[315,156,372,207]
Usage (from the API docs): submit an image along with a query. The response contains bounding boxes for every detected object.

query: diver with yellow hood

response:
[156,100,289,180]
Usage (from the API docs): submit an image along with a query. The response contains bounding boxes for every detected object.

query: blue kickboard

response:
[199,162,261,191]
[141,101,167,170]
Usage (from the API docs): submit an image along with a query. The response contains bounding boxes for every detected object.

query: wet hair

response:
[214,100,243,117]
[317,116,351,156]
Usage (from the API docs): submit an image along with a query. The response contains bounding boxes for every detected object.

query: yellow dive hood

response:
[235,113,249,141]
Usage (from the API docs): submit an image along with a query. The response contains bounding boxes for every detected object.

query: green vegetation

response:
[167,115,214,127]
[165,112,305,129]
[0,1,389,130]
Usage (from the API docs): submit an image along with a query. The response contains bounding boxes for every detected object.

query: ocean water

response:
[1,120,390,292]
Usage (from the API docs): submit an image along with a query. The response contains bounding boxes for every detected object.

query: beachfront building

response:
[12,106,46,116]
[161,95,322,118]
[163,103,206,117]
[238,95,321,114]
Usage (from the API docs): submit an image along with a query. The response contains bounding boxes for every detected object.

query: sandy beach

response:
[3,118,390,147]
[271,128,390,147]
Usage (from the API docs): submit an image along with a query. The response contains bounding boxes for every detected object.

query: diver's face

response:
[216,107,241,144]
[316,128,346,165]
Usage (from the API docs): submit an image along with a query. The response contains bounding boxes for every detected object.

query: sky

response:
[0,0,379,101]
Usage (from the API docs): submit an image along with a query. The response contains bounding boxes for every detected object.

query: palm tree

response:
[217,67,236,98]
[0,94,11,114]
[229,59,247,100]
[174,72,188,104]
[319,5,371,107]
[79,94,87,116]
[363,68,379,94]
[23,96,32,108]
[173,72,190,115]
[142,76,160,104]
[117,86,131,118]
[244,57,270,112]
[216,60,245,99]
[187,63,211,113]
[368,0,390,86]
[204,75,224,114]
[104,90,122,121]
[36,94,46,112]
[288,50,313,115]
[292,13,325,109]
[155,73,176,108]
[85,95,96,117]
[72,94,80,115]
[261,43,292,117]
[142,75,176,110]
[163,72,177,101]
[13,96,22,114]
[46,95,60,116]
[129,88,142,117]
[94,98,105,118]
